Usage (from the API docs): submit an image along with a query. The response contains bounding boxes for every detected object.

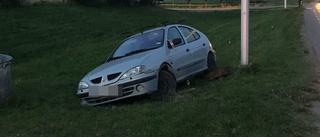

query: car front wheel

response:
[149,70,176,101]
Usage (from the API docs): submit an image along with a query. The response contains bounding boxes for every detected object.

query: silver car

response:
[77,24,217,106]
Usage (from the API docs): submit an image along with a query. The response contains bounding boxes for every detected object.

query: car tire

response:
[149,70,177,101]
[207,52,217,72]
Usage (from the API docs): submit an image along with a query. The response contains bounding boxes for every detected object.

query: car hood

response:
[86,51,153,85]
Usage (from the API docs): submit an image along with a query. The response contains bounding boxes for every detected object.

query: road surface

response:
[304,1,320,63]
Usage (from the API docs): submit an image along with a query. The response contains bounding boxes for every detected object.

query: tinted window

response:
[167,27,185,46]
[178,26,201,43]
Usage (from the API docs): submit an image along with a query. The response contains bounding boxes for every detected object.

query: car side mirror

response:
[172,38,182,45]
[167,38,182,49]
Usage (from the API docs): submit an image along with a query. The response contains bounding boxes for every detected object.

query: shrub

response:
[0,0,23,9]
[72,0,155,7]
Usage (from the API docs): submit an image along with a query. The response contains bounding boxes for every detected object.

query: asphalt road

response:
[304,1,320,62]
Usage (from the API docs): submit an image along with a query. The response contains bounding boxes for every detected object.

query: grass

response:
[161,0,312,9]
[0,4,314,136]
[163,0,305,5]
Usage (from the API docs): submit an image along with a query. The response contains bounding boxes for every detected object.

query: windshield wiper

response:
[125,47,159,57]
[108,47,158,62]
[108,55,125,62]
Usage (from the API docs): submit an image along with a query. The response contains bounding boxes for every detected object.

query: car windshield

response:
[110,29,164,61]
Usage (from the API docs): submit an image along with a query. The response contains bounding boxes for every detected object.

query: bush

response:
[219,0,240,5]
[139,0,155,6]
[72,0,154,7]
[71,0,109,7]
[0,0,23,9]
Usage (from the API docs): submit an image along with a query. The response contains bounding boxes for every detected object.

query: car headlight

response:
[78,81,89,90]
[120,65,146,80]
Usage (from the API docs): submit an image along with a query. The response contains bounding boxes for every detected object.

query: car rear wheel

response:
[207,52,217,72]
[149,70,177,101]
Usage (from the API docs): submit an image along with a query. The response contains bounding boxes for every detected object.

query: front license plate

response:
[89,85,123,97]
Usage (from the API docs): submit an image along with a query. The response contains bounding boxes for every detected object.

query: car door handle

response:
[186,49,190,52]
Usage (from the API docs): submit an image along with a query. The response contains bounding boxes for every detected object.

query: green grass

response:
[0,4,314,136]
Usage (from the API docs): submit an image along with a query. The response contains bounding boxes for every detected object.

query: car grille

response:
[91,77,102,84]
[107,72,121,81]
[90,72,121,84]
[84,86,134,104]
[123,87,134,96]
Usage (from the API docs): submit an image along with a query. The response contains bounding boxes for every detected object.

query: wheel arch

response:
[207,51,218,72]
[159,62,177,81]
[208,51,216,62]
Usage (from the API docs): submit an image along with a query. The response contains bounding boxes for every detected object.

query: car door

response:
[178,26,207,72]
[166,26,193,81]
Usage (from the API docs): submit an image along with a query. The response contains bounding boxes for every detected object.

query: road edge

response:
[301,4,320,136]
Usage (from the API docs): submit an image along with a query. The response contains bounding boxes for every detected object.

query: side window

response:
[178,26,201,43]
[167,27,185,47]
[193,32,200,40]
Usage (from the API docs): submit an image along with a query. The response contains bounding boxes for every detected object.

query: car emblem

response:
[102,76,106,82]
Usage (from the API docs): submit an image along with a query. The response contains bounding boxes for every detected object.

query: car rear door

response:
[178,26,207,72]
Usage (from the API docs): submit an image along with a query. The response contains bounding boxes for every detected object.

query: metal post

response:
[241,0,249,65]
[284,0,287,9]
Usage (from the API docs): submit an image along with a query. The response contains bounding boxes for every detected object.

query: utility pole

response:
[284,0,287,9]
[241,0,249,65]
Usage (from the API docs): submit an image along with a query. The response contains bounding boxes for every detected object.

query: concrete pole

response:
[241,0,249,65]
[284,0,287,9]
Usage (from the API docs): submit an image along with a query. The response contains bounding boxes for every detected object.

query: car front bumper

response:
[77,73,158,106]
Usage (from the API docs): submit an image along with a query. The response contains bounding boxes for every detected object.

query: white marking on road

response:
[313,8,320,21]
[307,8,313,10]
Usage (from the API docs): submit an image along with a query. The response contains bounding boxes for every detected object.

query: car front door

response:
[166,26,193,81]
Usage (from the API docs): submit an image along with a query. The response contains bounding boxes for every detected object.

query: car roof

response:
[128,24,191,38]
